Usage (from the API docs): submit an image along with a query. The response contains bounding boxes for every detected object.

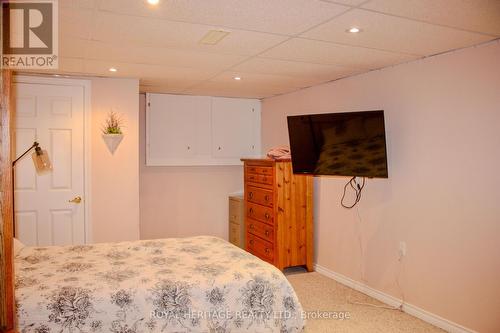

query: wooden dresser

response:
[242,158,314,271]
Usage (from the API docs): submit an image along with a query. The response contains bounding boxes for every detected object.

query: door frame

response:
[1,69,15,333]
[13,75,93,244]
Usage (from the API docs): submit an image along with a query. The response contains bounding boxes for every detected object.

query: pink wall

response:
[138,94,244,240]
[90,78,140,243]
[261,40,500,333]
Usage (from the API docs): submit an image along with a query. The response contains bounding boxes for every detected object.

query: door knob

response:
[69,196,82,204]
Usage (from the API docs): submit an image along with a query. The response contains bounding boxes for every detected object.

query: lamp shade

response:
[32,146,52,174]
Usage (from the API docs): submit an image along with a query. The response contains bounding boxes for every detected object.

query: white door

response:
[14,80,86,246]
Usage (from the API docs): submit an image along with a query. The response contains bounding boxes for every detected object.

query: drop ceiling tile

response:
[91,12,287,56]
[21,58,85,76]
[57,57,86,73]
[140,79,204,94]
[60,0,97,9]
[260,38,417,69]
[98,0,350,35]
[141,78,203,87]
[302,9,493,55]
[60,37,88,58]
[209,71,321,89]
[185,89,267,99]
[85,41,246,70]
[232,58,362,82]
[59,7,94,39]
[362,0,500,36]
[83,60,219,81]
[185,81,298,99]
[322,0,369,6]
[140,85,192,95]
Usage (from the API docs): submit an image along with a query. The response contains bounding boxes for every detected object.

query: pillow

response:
[13,238,26,257]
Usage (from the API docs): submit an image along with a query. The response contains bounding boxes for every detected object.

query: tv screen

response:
[287,110,388,178]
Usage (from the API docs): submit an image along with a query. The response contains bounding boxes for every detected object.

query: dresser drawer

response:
[245,173,273,186]
[247,186,273,207]
[247,202,274,225]
[246,166,273,176]
[247,233,274,262]
[229,198,243,223]
[229,222,241,247]
[247,219,274,243]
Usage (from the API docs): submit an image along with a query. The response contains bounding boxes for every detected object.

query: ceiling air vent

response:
[199,30,230,45]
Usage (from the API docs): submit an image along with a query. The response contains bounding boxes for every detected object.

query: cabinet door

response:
[211,97,260,159]
[146,94,211,165]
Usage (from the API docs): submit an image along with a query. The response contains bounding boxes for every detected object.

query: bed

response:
[14,236,305,333]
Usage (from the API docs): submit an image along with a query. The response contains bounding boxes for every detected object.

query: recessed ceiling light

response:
[109,67,118,72]
[147,0,159,5]
[347,27,361,33]
[234,77,241,81]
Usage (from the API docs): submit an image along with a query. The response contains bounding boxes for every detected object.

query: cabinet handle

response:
[262,176,267,181]
[265,248,270,254]
[250,224,254,229]
[265,213,270,220]
[265,230,270,237]
[249,208,254,214]
[249,192,253,199]
[264,195,269,201]
[249,240,254,245]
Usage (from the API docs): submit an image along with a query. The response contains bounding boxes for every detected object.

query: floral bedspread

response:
[15,236,305,333]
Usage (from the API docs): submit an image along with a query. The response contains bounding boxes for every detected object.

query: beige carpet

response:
[287,272,445,333]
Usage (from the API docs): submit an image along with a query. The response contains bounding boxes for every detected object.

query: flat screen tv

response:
[287,110,388,178]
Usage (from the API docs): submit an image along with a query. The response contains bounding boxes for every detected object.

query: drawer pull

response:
[264,195,270,201]
[265,248,270,254]
[249,192,254,199]
[249,240,254,245]
[265,213,270,220]
[262,176,267,182]
[249,208,254,214]
[265,230,270,237]
[249,224,254,229]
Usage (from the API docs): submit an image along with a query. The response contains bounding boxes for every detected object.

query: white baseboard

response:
[314,264,477,333]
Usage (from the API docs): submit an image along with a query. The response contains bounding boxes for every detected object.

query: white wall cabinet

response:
[146,93,261,166]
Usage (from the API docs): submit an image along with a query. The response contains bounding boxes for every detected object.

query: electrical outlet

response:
[398,241,407,260]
